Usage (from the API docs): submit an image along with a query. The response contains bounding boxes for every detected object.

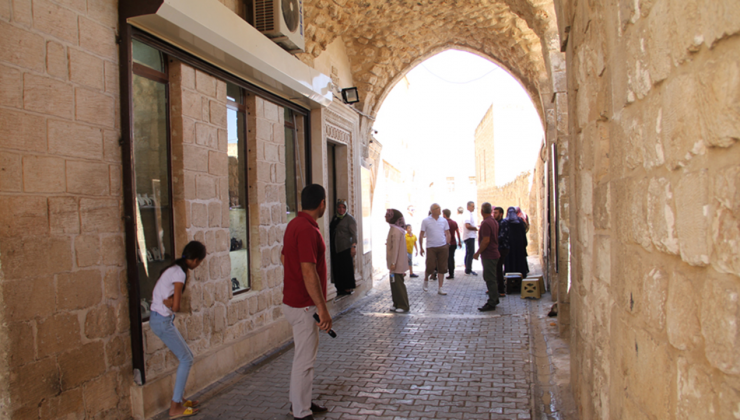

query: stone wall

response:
[528,148,545,267]
[480,172,531,214]
[556,0,740,418]
[0,1,128,418]
[476,171,539,256]
[474,105,495,194]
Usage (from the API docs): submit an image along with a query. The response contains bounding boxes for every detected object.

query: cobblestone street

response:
[177,260,546,420]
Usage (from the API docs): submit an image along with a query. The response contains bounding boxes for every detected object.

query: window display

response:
[285,109,307,221]
[227,83,250,293]
[132,41,173,320]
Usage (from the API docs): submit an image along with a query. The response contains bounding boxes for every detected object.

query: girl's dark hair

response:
[157,241,207,291]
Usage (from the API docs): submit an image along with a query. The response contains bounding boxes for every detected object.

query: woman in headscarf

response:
[515,206,530,232]
[329,200,357,296]
[385,209,410,313]
[504,206,529,278]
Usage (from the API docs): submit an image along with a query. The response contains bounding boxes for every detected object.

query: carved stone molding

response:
[325,104,360,216]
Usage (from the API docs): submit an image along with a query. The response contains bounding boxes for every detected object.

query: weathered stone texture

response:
[23,72,74,118]
[675,170,711,267]
[0,151,22,192]
[300,0,550,117]
[647,177,679,255]
[701,275,740,375]
[712,165,740,276]
[0,20,45,71]
[0,108,47,152]
[564,0,740,418]
[48,119,104,159]
[0,3,127,418]
[666,271,702,351]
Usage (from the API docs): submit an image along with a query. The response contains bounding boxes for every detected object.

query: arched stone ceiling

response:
[298,0,556,118]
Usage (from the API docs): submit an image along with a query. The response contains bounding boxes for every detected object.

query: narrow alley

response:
[154,259,575,420]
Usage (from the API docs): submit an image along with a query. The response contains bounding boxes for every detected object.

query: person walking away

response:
[494,207,509,297]
[462,201,478,275]
[443,209,462,279]
[405,224,419,278]
[329,199,357,296]
[473,203,500,311]
[504,206,530,279]
[148,241,207,419]
[419,203,451,295]
[281,184,332,420]
[386,210,411,313]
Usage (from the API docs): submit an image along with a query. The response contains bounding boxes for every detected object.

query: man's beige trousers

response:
[283,304,319,418]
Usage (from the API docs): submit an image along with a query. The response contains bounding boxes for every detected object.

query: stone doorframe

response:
[310,101,366,295]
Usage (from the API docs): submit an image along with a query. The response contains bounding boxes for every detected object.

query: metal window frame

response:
[120,29,175,386]
[226,94,252,295]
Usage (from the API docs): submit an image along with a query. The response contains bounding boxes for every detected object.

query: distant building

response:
[474,105,495,205]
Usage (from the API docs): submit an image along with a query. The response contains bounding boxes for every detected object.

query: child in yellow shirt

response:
[405,224,419,278]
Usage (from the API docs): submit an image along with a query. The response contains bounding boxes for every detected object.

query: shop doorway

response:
[327,142,349,216]
[327,141,350,285]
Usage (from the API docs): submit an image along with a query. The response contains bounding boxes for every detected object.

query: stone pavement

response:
[172,262,546,420]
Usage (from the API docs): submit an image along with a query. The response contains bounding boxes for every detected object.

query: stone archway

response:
[298,0,571,332]
[371,44,548,126]
[298,0,562,117]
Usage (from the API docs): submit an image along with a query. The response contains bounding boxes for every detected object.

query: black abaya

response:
[504,220,529,277]
[330,217,356,292]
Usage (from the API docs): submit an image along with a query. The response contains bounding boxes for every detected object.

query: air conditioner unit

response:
[254,0,305,53]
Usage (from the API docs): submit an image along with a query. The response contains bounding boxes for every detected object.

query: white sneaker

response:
[423,281,428,291]
[394,308,406,313]
[390,306,397,312]
[438,288,447,295]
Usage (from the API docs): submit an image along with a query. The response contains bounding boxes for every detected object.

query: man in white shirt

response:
[462,201,478,275]
[419,203,451,295]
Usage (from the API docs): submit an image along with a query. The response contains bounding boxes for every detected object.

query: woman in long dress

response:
[329,200,357,295]
[504,207,529,278]
[385,209,410,313]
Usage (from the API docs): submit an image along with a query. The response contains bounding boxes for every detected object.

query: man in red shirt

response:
[443,209,462,279]
[281,184,331,420]
[473,202,501,311]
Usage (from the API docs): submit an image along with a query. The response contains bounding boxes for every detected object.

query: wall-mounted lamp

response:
[341,87,360,104]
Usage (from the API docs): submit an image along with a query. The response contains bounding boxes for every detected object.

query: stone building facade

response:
[0,1,369,418]
[474,105,496,200]
[0,0,737,419]
[473,105,542,257]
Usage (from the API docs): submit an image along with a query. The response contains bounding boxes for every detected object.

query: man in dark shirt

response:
[443,209,462,279]
[281,184,331,420]
[494,206,509,297]
[473,202,500,311]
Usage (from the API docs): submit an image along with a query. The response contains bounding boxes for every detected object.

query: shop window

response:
[131,41,173,321]
[227,82,251,293]
[285,108,301,220]
[132,39,164,72]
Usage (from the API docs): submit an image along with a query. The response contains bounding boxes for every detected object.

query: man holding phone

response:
[281,184,332,420]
